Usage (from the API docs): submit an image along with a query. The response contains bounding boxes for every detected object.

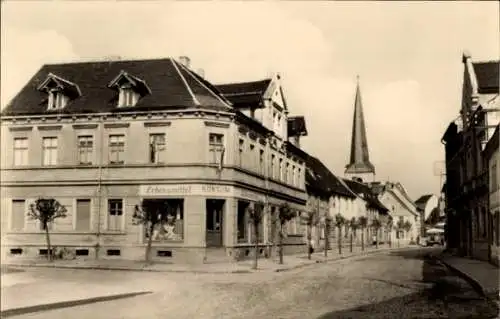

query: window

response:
[209,133,224,165]
[249,144,255,170]
[107,199,123,231]
[150,133,166,164]
[118,87,138,107]
[42,137,58,166]
[237,201,249,243]
[48,90,67,110]
[11,200,25,231]
[75,199,91,231]
[298,168,302,187]
[13,138,28,166]
[144,199,184,241]
[279,158,283,181]
[270,154,275,179]
[109,135,125,164]
[292,165,296,186]
[78,136,93,165]
[238,139,244,167]
[284,162,289,183]
[259,149,264,175]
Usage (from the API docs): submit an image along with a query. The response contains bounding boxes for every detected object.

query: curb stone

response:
[0,291,152,318]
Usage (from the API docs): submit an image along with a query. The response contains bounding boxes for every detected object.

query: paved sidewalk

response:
[3,244,414,274]
[437,252,500,300]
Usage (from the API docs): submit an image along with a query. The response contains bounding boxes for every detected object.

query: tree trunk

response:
[307,225,312,260]
[338,227,342,255]
[44,223,52,262]
[361,228,365,251]
[350,232,353,253]
[278,223,284,264]
[375,228,379,249]
[253,224,259,269]
[145,223,155,263]
[324,224,329,258]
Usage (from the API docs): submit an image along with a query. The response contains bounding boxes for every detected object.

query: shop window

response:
[237,201,249,243]
[144,199,184,241]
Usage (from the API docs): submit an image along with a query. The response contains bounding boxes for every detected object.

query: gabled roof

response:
[473,61,499,94]
[288,116,308,137]
[215,79,271,109]
[2,57,232,116]
[305,155,356,199]
[343,178,389,214]
[415,194,434,212]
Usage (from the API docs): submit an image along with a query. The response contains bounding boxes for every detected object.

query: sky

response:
[1,1,499,200]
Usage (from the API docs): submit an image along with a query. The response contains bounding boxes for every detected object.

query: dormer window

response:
[108,71,151,108]
[37,73,81,111]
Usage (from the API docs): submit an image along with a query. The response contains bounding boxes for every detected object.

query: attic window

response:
[108,71,151,108]
[37,73,81,111]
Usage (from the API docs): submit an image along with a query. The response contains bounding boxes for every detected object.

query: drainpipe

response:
[95,116,104,260]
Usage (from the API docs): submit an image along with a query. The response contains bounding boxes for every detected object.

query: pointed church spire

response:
[345,76,375,182]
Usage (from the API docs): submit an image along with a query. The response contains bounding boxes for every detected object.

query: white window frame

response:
[77,135,94,165]
[106,198,125,232]
[13,137,29,167]
[208,133,225,165]
[118,87,139,107]
[108,134,125,164]
[48,90,67,110]
[42,136,58,166]
[149,133,166,164]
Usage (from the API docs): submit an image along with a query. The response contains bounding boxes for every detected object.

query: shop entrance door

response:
[206,199,225,247]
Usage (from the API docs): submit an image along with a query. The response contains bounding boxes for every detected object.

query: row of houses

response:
[441,52,499,266]
[0,56,420,263]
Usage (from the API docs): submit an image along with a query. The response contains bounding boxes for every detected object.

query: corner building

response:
[0,57,308,263]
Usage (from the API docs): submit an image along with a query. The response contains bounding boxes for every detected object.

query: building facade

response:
[484,125,499,266]
[1,57,309,263]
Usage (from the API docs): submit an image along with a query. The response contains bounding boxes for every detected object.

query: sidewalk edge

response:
[436,256,488,299]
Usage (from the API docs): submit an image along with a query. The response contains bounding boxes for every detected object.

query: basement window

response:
[39,249,53,256]
[75,249,89,256]
[106,249,121,256]
[157,250,172,257]
[10,248,23,255]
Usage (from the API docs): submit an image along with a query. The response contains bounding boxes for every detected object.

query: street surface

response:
[2,248,498,319]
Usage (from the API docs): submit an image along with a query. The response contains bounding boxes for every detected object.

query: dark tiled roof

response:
[305,156,356,198]
[215,79,271,109]
[473,61,499,94]
[415,194,433,205]
[288,116,308,137]
[343,179,389,214]
[2,58,232,116]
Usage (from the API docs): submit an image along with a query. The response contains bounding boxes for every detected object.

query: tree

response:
[302,209,320,260]
[334,213,346,255]
[323,214,333,258]
[371,218,382,249]
[133,199,171,263]
[403,220,413,239]
[386,216,394,248]
[349,217,359,253]
[248,201,265,269]
[357,216,368,251]
[395,219,405,248]
[28,198,67,261]
[277,202,295,264]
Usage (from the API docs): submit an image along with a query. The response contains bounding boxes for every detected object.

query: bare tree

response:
[357,216,368,251]
[277,203,295,264]
[403,220,413,242]
[386,216,394,248]
[334,213,346,255]
[323,214,333,258]
[133,199,171,263]
[302,209,320,260]
[248,201,265,269]
[349,217,359,253]
[371,218,382,249]
[28,198,67,261]
[395,219,405,248]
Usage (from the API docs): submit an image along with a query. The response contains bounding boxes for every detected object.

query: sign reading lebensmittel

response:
[139,184,233,197]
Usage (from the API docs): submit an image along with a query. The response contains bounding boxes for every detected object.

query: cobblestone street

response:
[3,248,498,318]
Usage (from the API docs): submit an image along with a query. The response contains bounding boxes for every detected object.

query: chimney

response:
[197,68,205,78]
[178,56,191,68]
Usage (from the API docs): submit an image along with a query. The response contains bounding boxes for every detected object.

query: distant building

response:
[0,57,309,263]
[484,125,499,266]
[415,194,440,236]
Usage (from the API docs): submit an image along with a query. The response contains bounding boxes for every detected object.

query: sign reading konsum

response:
[139,184,233,197]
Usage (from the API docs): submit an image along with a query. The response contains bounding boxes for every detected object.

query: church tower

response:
[344,76,376,183]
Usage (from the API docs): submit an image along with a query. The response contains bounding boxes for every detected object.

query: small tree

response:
[248,201,265,269]
[133,199,171,263]
[357,216,368,251]
[323,214,333,258]
[371,218,382,249]
[277,202,295,264]
[302,209,320,260]
[395,219,405,248]
[386,216,394,248]
[403,220,413,240]
[335,213,346,255]
[349,217,359,253]
[28,198,67,261]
